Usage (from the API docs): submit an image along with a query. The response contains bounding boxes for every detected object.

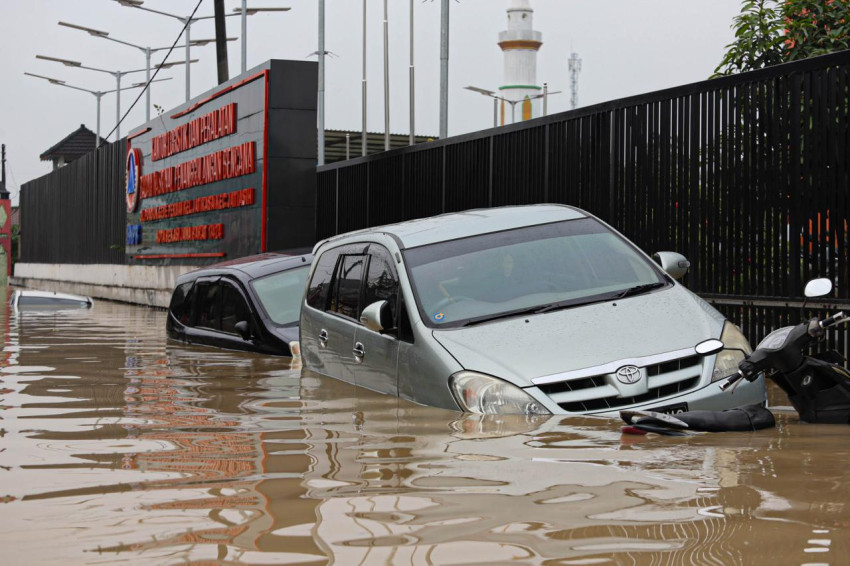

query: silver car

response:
[299,204,765,416]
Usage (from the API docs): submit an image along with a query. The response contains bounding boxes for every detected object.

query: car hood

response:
[431,285,726,386]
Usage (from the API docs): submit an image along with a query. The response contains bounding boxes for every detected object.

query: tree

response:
[714,0,850,76]
[784,0,850,60]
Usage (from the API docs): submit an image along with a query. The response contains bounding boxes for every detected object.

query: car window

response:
[331,254,367,320]
[221,283,251,335]
[251,266,310,325]
[362,248,399,326]
[307,250,339,311]
[169,281,194,325]
[195,283,222,330]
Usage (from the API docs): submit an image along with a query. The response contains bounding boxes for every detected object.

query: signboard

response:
[124,61,317,265]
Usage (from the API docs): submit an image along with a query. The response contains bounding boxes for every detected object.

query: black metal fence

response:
[317,50,850,349]
[20,139,127,264]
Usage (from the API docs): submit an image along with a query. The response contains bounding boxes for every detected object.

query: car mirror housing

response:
[652,251,690,280]
[234,320,252,340]
[360,300,391,332]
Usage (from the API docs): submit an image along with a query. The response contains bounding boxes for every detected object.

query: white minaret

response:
[498,0,543,124]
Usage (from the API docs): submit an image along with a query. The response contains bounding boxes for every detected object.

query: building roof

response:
[39,124,97,163]
[324,130,437,163]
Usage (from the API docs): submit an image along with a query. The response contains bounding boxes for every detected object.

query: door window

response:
[307,250,339,311]
[195,283,222,330]
[331,254,367,319]
[169,281,195,325]
[362,248,399,326]
[221,283,251,335]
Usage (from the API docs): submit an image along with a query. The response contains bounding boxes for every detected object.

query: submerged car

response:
[300,204,765,416]
[11,289,93,312]
[167,252,311,356]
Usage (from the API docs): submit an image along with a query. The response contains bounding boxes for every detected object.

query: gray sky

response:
[0,0,743,205]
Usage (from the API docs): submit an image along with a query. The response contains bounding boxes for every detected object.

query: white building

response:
[498,0,543,124]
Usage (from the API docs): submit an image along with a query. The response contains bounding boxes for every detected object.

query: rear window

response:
[251,266,310,325]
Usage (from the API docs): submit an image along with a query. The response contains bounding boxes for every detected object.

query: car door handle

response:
[318,329,329,347]
[352,342,365,359]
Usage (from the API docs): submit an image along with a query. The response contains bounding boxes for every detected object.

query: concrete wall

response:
[11,263,195,308]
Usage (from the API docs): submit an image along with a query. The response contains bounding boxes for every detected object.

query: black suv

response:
[166,252,312,356]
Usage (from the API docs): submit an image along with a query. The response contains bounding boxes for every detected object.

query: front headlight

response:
[711,322,753,382]
[449,371,551,415]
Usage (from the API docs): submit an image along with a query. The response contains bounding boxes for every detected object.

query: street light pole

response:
[235,5,290,74]
[362,0,368,157]
[440,0,449,139]
[465,84,561,128]
[25,72,169,146]
[318,0,325,166]
[57,21,212,121]
[409,0,415,145]
[383,0,390,152]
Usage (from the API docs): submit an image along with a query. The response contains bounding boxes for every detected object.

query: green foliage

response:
[714,0,850,77]
[713,0,786,77]
[784,0,850,60]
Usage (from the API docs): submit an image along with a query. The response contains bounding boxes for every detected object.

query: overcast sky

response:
[0,0,743,204]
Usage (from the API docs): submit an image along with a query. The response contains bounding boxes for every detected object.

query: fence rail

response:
[317,50,850,350]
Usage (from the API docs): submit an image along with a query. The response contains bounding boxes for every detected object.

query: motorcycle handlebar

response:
[819,311,848,329]
[719,371,745,392]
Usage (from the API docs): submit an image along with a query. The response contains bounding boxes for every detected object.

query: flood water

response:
[2,296,850,565]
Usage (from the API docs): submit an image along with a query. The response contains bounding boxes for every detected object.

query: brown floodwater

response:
[2,293,850,565]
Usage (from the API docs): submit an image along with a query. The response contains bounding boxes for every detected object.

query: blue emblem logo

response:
[434,312,445,321]
[126,148,142,213]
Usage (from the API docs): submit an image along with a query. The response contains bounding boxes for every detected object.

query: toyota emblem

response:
[616,365,642,384]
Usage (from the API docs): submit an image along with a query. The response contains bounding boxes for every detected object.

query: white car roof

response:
[318,204,588,250]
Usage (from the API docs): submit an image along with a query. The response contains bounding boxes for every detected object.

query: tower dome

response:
[498,0,543,123]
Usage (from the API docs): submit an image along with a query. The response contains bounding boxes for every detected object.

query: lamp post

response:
[464,85,562,127]
[57,22,216,122]
[235,3,291,74]
[114,0,259,101]
[383,0,390,152]
[24,72,171,146]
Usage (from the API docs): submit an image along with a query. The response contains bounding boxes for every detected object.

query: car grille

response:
[537,355,703,413]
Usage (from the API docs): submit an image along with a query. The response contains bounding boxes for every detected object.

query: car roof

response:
[316,204,588,251]
[177,252,312,284]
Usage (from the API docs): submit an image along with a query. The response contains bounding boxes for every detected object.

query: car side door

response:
[188,276,259,352]
[352,245,401,396]
[301,244,368,385]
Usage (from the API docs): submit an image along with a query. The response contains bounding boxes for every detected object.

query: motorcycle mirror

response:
[695,338,724,356]
[804,278,833,298]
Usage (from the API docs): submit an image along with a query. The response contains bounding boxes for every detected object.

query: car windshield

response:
[250,266,310,326]
[404,217,666,328]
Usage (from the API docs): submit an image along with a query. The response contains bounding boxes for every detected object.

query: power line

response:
[98,0,204,148]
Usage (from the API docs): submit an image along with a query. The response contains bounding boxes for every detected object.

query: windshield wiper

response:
[612,282,666,299]
[459,305,553,327]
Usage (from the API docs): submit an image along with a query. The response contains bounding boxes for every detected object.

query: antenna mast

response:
[568,51,582,110]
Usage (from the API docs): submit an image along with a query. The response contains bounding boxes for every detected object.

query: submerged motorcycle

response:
[622,278,850,435]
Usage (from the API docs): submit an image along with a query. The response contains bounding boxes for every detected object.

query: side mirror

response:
[804,278,833,298]
[695,338,724,356]
[360,300,393,333]
[652,251,690,280]
[234,320,252,340]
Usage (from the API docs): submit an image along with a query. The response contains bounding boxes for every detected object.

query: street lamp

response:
[36,54,192,139]
[114,0,283,101]
[465,85,562,126]
[24,72,171,146]
[233,3,291,74]
[58,21,232,121]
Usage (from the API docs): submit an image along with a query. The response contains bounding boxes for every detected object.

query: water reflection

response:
[1,296,849,564]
